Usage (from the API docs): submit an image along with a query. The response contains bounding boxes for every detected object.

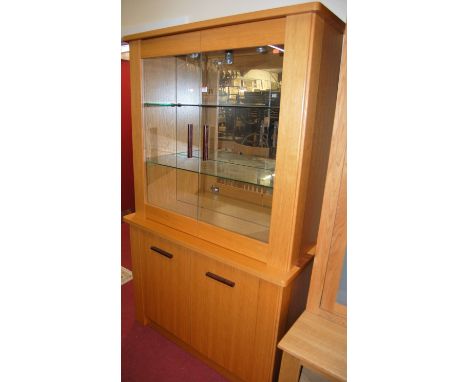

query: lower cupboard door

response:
[190,254,260,380]
[144,233,190,343]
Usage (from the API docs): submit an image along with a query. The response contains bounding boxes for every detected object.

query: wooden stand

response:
[278,312,346,382]
[277,27,347,382]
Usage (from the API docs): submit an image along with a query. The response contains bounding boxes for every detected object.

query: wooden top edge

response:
[124,213,303,287]
[122,2,344,42]
[278,311,347,381]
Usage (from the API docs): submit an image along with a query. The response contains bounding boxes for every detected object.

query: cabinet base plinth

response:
[147,319,245,382]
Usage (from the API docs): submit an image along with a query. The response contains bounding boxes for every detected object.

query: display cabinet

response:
[123,3,345,381]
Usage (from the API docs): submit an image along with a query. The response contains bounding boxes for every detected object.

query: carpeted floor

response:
[121,222,228,382]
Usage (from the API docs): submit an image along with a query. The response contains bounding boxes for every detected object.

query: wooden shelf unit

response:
[123,3,345,381]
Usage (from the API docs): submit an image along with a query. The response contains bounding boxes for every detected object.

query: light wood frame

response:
[307,28,347,325]
[126,3,344,272]
[123,4,345,382]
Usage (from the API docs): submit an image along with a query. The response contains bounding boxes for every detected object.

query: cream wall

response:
[122,0,346,37]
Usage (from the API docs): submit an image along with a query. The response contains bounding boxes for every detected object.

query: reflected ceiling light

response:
[267,45,285,52]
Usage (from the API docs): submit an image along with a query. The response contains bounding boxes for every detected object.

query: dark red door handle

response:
[203,124,209,161]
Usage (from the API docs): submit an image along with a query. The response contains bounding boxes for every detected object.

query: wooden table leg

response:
[278,352,302,382]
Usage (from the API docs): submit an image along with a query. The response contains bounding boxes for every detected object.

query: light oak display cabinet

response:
[123,3,345,381]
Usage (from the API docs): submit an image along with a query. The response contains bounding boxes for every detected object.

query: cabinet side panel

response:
[300,19,344,254]
[251,275,314,382]
[269,13,343,270]
[269,13,314,270]
[129,226,147,324]
[251,282,284,382]
[129,40,146,214]
[286,260,313,329]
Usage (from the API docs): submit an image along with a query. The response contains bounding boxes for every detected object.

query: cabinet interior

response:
[143,46,284,242]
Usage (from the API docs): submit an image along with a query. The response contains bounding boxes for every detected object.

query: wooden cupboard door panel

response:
[190,254,259,381]
[143,232,190,343]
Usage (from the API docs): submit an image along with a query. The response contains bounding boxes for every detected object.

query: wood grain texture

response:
[307,28,347,321]
[129,227,310,382]
[278,352,302,382]
[190,254,260,381]
[146,320,246,382]
[125,10,347,382]
[269,12,343,271]
[145,203,269,262]
[200,18,285,52]
[278,311,346,382]
[320,156,346,315]
[299,17,344,256]
[141,31,201,58]
[129,40,146,214]
[253,271,309,382]
[286,260,313,329]
[268,13,314,270]
[122,2,344,42]
[143,231,191,342]
[124,213,303,287]
[250,282,283,382]
[129,226,148,324]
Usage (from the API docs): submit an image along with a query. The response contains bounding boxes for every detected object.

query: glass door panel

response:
[174,55,202,216]
[197,46,283,242]
[143,45,284,242]
[143,56,199,219]
[143,57,178,213]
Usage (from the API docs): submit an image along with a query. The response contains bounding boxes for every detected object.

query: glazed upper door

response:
[143,55,201,220]
[197,47,283,243]
[142,46,284,244]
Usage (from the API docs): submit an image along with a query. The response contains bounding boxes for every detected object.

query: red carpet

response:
[121,222,228,382]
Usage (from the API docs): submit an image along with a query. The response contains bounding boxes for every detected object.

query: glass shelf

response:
[144,102,279,110]
[147,151,275,188]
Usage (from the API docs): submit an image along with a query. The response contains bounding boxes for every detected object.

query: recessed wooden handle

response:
[205,272,235,287]
[150,246,173,259]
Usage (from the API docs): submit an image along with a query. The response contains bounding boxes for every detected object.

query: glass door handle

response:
[187,124,193,158]
[203,124,209,161]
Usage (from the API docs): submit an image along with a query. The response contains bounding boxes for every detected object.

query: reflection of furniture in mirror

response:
[124,3,345,382]
[278,28,347,382]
